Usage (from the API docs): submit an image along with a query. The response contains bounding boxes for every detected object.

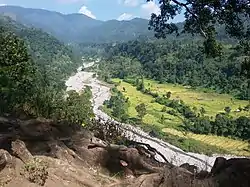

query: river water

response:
[65,62,240,171]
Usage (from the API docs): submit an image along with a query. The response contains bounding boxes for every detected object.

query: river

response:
[65,62,240,171]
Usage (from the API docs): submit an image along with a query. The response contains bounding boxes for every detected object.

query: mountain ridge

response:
[0,5,153,43]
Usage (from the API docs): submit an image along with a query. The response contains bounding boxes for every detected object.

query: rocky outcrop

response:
[0,116,249,187]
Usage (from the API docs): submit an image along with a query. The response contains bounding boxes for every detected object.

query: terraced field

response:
[143,79,249,118]
[112,79,182,128]
[162,128,250,156]
[112,78,250,156]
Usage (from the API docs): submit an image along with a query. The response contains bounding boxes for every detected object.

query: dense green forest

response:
[98,37,250,142]
[99,39,249,100]
[0,15,93,124]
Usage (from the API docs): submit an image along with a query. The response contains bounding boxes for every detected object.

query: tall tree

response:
[0,27,36,114]
[135,103,147,120]
[148,0,250,101]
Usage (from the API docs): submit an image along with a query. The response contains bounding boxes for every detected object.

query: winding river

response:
[65,61,239,171]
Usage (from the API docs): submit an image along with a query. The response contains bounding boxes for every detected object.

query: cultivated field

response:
[143,79,249,118]
[162,128,250,156]
[112,78,182,128]
[112,78,250,156]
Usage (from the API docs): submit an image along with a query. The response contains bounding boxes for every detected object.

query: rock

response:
[211,158,250,187]
[210,157,227,176]
[180,163,198,174]
[195,170,210,179]
[11,139,33,163]
[0,149,14,170]
[0,149,16,186]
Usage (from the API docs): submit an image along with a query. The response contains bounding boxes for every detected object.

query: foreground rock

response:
[0,117,250,187]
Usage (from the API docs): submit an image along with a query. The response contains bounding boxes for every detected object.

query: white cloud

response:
[57,0,87,3]
[117,13,134,21]
[0,4,6,6]
[141,0,160,19]
[124,0,139,7]
[118,0,141,7]
[78,5,96,19]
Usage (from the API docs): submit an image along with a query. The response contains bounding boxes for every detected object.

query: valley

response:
[65,60,247,171]
[102,78,249,156]
[0,3,250,186]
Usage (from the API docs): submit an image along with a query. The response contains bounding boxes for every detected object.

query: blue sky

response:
[0,0,184,21]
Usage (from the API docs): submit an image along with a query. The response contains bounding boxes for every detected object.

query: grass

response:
[112,78,182,128]
[162,128,250,156]
[137,122,228,156]
[142,79,249,118]
[111,78,250,156]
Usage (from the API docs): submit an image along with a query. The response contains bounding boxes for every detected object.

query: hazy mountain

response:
[0,6,153,43]
[0,14,79,71]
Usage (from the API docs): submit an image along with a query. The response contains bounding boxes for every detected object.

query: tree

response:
[166,91,172,99]
[64,89,94,125]
[160,114,165,124]
[102,39,249,100]
[0,28,36,114]
[148,0,249,54]
[224,106,231,114]
[148,0,250,101]
[200,107,206,116]
[0,18,94,123]
[161,106,167,112]
[136,77,145,91]
[135,103,147,120]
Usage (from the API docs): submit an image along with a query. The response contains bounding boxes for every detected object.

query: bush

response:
[137,123,227,156]
[124,78,135,85]
[20,158,48,186]
[167,110,177,116]
[87,119,126,144]
[111,87,119,93]
[161,106,167,112]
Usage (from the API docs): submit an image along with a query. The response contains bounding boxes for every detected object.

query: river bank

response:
[65,62,243,171]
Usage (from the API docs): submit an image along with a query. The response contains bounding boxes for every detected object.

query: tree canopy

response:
[0,16,93,125]
[148,0,250,40]
[148,0,250,79]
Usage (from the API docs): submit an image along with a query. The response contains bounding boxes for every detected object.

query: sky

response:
[0,0,184,22]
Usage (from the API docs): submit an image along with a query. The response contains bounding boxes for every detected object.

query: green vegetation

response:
[1,0,249,158]
[135,103,147,120]
[108,78,250,155]
[0,15,93,125]
[101,40,249,100]
[0,5,153,43]
[112,79,182,128]
[141,79,249,118]
[103,88,129,122]
[130,118,228,156]
[163,128,250,156]
[98,0,250,155]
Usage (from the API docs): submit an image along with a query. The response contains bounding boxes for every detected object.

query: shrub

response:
[167,110,177,116]
[162,106,167,112]
[20,158,48,186]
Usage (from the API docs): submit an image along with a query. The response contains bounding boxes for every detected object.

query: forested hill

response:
[0,5,153,43]
[0,15,93,123]
[99,39,249,100]
[0,15,80,82]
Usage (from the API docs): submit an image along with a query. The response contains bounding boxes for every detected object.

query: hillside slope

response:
[0,117,250,187]
[0,6,153,43]
[0,15,80,82]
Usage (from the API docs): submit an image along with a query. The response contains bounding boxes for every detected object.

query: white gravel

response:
[65,62,243,171]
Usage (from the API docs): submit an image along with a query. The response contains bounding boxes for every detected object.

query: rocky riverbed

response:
[65,62,241,171]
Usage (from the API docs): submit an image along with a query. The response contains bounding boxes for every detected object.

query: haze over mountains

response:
[0,5,153,43]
